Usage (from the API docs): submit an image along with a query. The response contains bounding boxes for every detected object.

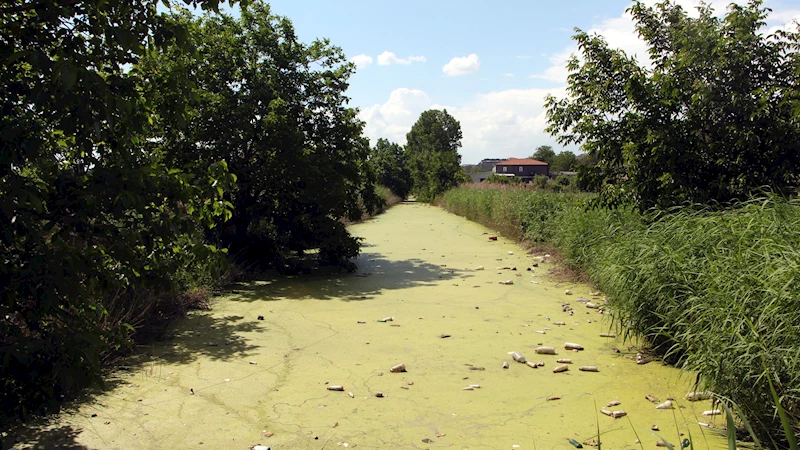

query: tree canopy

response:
[405,109,463,202]
[546,0,800,209]
[531,145,556,166]
[371,138,412,199]
[141,3,380,269]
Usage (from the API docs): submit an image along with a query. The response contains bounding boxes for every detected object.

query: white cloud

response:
[503,73,514,77]
[358,87,569,163]
[350,54,373,69]
[516,55,531,59]
[377,51,427,66]
[442,54,480,76]
[533,1,799,82]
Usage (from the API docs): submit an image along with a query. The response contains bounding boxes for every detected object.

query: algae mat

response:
[12,202,728,450]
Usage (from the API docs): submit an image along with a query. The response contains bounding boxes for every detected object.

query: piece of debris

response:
[611,410,627,418]
[327,385,345,391]
[579,366,599,372]
[656,400,673,409]
[462,386,474,391]
[189,389,194,395]
[606,400,621,407]
[249,361,257,365]
[556,359,572,364]
[468,366,486,371]
[499,280,514,285]
[565,289,572,295]
[553,321,566,326]
[535,346,556,355]
[357,321,366,324]
[422,438,434,444]
[502,361,509,369]
[568,437,583,448]
[347,392,354,398]
[375,392,384,398]
[646,394,659,403]
[600,408,613,416]
[438,334,451,338]
[390,363,406,373]
[702,410,721,416]
[509,351,526,363]
[553,364,569,373]
[264,431,275,437]
[488,235,498,241]
[599,333,616,338]
[585,302,598,309]
[535,330,545,334]
[651,425,659,431]
[257,315,265,320]
[686,391,711,401]
[564,342,584,351]
[377,316,394,322]
[475,266,485,270]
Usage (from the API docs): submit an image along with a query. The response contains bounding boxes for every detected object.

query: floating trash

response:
[686,391,711,401]
[475,265,485,270]
[488,235,498,241]
[656,400,673,409]
[535,346,556,355]
[347,392,354,398]
[502,361,509,369]
[606,400,621,407]
[375,392,384,398]
[599,333,616,338]
[499,280,514,285]
[579,366,599,372]
[327,385,344,391]
[509,351,526,363]
[564,342,584,351]
[565,289,572,295]
[702,410,721,416]
[390,363,406,373]
[547,396,561,401]
[556,359,572,364]
[377,316,394,322]
[438,334,451,338]
[553,364,569,373]
[568,438,583,448]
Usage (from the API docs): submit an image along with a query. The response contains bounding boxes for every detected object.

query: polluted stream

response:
[12,202,728,449]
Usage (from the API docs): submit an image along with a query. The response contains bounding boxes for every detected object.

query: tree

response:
[546,0,800,209]
[405,109,463,202]
[531,145,556,166]
[1,0,234,420]
[552,151,577,172]
[371,139,412,198]
[142,3,380,270]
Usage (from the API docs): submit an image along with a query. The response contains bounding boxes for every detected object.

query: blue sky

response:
[226,0,800,163]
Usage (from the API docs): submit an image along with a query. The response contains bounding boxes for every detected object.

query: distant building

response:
[493,158,550,181]
[476,158,505,172]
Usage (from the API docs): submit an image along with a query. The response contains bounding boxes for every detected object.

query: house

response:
[493,158,550,181]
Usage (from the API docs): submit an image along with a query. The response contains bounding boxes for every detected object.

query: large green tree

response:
[142,3,380,270]
[552,151,577,172]
[531,145,555,166]
[1,0,234,420]
[371,138,412,199]
[405,109,463,202]
[546,0,800,209]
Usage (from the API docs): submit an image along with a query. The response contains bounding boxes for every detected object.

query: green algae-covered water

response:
[10,203,728,449]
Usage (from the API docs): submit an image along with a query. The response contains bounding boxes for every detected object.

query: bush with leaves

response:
[0,0,236,422]
[371,138,412,198]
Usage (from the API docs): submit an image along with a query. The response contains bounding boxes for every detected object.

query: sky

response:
[233,0,800,164]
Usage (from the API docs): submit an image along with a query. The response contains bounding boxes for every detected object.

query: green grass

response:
[440,185,800,448]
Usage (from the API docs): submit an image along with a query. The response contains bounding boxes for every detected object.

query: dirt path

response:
[9,202,727,449]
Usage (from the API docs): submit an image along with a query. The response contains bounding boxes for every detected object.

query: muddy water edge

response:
[10,202,728,450]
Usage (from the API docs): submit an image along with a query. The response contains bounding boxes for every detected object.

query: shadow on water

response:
[4,251,471,448]
[1,423,88,450]
[225,254,472,303]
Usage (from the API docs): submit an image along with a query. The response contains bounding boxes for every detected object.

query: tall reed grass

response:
[440,185,799,448]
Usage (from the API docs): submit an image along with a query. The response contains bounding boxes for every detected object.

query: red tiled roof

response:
[496,158,549,166]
